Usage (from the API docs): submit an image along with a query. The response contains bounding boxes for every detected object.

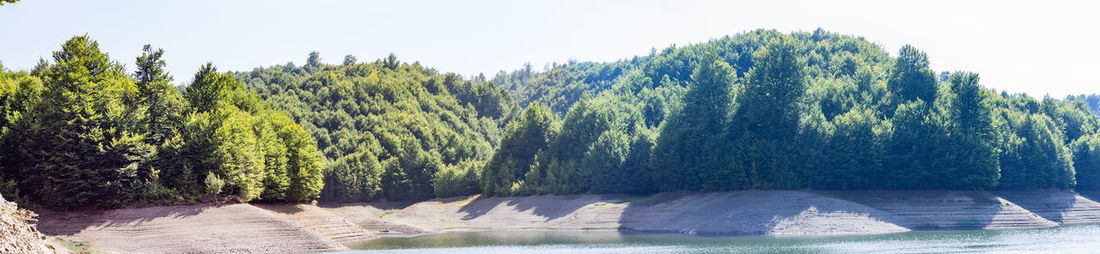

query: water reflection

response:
[340,224,1100,253]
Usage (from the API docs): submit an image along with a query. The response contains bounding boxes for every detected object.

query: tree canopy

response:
[0,36,323,209]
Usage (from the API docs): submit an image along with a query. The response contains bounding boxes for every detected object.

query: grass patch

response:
[51,237,96,254]
[590,202,626,210]
[379,210,401,218]
[624,192,682,207]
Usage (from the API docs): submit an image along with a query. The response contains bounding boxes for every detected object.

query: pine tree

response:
[887,45,938,105]
[134,44,185,145]
[728,37,808,189]
[651,58,739,191]
[944,72,999,188]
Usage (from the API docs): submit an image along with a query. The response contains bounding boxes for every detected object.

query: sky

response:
[1,0,1097,97]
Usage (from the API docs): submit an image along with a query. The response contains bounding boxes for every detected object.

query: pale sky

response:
[1,0,1097,97]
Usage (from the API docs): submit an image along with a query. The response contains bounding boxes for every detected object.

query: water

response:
[338,224,1100,253]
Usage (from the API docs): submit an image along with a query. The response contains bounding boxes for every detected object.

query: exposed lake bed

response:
[35,190,1100,253]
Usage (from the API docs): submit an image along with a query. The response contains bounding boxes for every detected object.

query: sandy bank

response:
[37,204,350,254]
[35,190,1100,253]
[821,191,1059,230]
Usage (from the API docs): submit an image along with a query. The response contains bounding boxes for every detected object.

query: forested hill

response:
[4,30,1100,209]
[234,53,517,201]
[494,29,892,116]
[479,29,1100,195]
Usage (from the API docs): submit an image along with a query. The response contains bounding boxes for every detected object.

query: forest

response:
[483,29,1100,194]
[3,30,1100,210]
[0,36,324,209]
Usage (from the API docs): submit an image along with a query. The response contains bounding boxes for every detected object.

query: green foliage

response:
[1073,134,1100,190]
[727,37,809,189]
[6,35,157,209]
[651,59,739,191]
[235,52,514,201]
[205,172,225,195]
[486,29,1099,193]
[943,72,999,188]
[544,96,653,194]
[813,107,890,189]
[480,103,556,196]
[134,44,185,145]
[0,36,324,209]
[323,150,383,201]
[433,159,482,198]
[888,45,938,105]
[6,30,1100,210]
[996,112,1074,189]
[184,63,244,114]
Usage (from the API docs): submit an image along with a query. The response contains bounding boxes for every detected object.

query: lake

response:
[339,224,1100,253]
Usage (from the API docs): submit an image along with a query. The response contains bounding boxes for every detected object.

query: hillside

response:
[477,29,1100,195]
[235,53,517,201]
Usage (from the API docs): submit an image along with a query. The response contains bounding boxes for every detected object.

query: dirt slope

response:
[37,204,345,254]
[995,190,1100,225]
[256,203,375,243]
[822,191,1059,230]
[34,190,1100,253]
[618,190,909,235]
[327,191,910,236]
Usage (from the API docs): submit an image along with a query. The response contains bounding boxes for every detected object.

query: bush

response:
[205,172,225,195]
[432,160,482,198]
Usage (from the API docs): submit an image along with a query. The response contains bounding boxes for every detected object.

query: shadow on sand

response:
[457,194,623,221]
[35,203,211,235]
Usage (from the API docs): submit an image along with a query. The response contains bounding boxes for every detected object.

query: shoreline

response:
[35,190,1100,253]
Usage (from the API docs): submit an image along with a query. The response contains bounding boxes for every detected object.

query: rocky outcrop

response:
[1,194,54,254]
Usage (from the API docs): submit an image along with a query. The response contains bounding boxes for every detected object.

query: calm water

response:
[337,224,1100,254]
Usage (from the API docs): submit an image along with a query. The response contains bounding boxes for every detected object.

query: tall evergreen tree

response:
[887,45,938,105]
[728,37,808,189]
[651,59,739,191]
[16,36,154,208]
[134,44,185,145]
[480,103,556,196]
[944,72,999,188]
[184,63,242,113]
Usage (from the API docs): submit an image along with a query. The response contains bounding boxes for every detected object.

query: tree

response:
[343,55,358,66]
[887,45,938,105]
[184,63,242,113]
[480,103,556,196]
[323,150,383,201]
[275,112,325,201]
[14,36,154,209]
[997,112,1074,189]
[383,53,399,70]
[651,59,739,191]
[134,44,185,145]
[382,141,442,201]
[944,72,999,188]
[728,37,808,189]
[1073,134,1100,190]
[816,107,889,189]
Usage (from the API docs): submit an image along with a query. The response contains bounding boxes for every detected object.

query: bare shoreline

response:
[33,190,1100,253]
